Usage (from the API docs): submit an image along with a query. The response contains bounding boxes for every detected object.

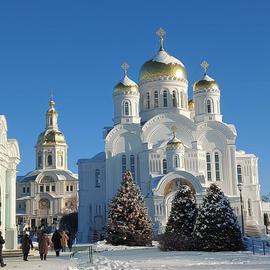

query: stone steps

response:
[245,224,265,238]
[2,249,23,258]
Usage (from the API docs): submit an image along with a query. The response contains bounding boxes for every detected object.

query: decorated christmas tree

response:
[106,170,152,246]
[159,185,197,250]
[193,184,244,251]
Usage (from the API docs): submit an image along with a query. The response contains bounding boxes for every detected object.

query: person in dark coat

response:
[67,232,75,252]
[51,230,62,256]
[21,231,33,261]
[0,231,6,267]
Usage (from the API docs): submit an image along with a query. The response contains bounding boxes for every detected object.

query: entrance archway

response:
[164,179,196,221]
[153,171,204,230]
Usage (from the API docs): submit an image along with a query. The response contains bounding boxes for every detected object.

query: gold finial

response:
[201,60,209,75]
[121,62,129,76]
[156,27,166,51]
[171,125,177,137]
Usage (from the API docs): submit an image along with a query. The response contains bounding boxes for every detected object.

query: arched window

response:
[123,101,130,116]
[49,116,53,126]
[95,169,101,187]
[248,199,252,216]
[174,155,180,168]
[146,92,150,109]
[130,155,135,180]
[154,91,159,108]
[163,90,168,107]
[38,154,42,168]
[206,153,212,181]
[207,99,212,113]
[237,165,242,183]
[180,92,184,108]
[172,91,177,107]
[162,159,167,174]
[215,152,221,181]
[121,155,127,176]
[48,154,53,166]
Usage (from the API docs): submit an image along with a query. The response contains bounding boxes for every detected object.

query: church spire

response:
[46,93,58,130]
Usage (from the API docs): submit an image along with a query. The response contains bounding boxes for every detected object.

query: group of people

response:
[21,227,75,261]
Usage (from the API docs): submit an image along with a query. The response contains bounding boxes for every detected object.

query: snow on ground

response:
[70,241,270,270]
[4,251,75,270]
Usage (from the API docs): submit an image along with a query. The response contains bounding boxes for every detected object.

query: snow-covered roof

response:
[151,175,163,189]
[152,50,184,66]
[16,196,31,201]
[91,152,106,162]
[236,150,257,158]
[17,169,78,183]
[120,75,137,86]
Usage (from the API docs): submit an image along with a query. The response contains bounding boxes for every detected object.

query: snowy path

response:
[72,246,270,270]
[5,245,270,270]
[4,252,75,270]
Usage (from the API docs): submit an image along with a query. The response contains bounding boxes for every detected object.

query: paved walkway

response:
[3,251,74,270]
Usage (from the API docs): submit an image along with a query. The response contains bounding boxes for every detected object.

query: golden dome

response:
[37,130,66,145]
[113,75,139,95]
[193,74,219,92]
[139,50,187,83]
[188,99,195,111]
[166,136,183,150]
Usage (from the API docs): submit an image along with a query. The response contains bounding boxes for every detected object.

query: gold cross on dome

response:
[156,27,166,39]
[121,62,129,75]
[201,60,209,75]
[171,125,177,137]
[156,27,166,50]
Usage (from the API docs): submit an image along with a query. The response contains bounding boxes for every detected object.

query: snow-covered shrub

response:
[159,233,195,251]
[106,171,152,246]
[193,184,244,251]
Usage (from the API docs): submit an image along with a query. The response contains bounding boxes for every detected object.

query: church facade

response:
[0,115,20,249]
[77,29,263,243]
[16,98,78,230]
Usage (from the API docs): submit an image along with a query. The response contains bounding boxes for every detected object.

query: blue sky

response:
[0,1,269,193]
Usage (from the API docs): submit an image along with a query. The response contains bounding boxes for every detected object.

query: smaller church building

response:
[16,98,78,230]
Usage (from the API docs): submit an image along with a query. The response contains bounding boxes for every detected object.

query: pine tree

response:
[166,185,197,235]
[193,184,244,251]
[106,170,152,246]
[159,185,197,251]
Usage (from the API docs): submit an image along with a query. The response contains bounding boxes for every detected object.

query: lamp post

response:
[237,183,245,237]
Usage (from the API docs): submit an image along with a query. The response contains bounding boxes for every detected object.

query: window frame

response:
[206,152,212,181]
[163,90,168,107]
[95,169,101,188]
[237,164,243,183]
[154,91,159,108]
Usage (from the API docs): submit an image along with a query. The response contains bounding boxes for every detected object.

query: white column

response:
[5,167,17,249]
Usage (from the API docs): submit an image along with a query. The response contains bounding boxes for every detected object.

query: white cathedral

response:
[78,29,264,243]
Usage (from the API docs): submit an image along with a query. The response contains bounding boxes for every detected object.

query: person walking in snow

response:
[67,231,75,252]
[51,230,62,256]
[60,231,69,252]
[0,231,6,268]
[39,232,50,260]
[21,231,33,261]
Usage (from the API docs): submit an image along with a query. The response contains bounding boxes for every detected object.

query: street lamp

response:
[237,183,245,237]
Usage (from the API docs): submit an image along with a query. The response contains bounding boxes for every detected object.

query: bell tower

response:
[35,97,68,170]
